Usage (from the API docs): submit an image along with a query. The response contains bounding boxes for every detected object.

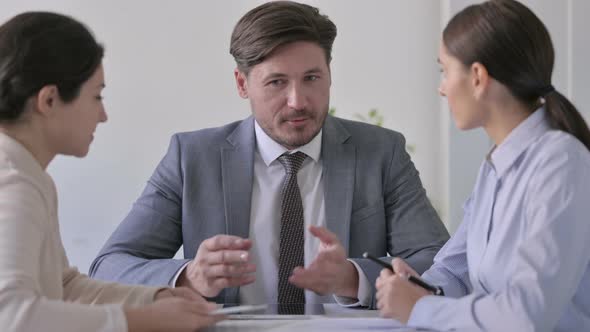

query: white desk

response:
[205,304,435,331]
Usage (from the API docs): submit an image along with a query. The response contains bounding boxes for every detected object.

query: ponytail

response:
[544,90,590,151]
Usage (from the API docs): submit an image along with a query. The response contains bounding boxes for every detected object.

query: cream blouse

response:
[0,132,160,332]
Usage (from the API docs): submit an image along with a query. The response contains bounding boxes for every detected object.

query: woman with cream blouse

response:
[0,11,223,332]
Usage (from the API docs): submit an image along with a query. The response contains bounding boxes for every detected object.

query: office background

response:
[1,0,588,273]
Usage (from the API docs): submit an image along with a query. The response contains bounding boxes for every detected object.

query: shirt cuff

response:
[333,259,371,307]
[170,262,191,287]
[407,295,445,328]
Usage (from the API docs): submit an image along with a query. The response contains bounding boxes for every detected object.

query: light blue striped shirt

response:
[408,108,590,331]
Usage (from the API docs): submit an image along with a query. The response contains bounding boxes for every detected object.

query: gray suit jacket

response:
[89,116,449,307]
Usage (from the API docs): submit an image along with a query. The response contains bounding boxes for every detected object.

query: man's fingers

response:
[308,226,338,245]
[204,263,256,278]
[289,267,317,289]
[203,235,252,251]
[289,275,314,291]
[211,275,256,290]
[290,266,307,277]
[205,250,250,265]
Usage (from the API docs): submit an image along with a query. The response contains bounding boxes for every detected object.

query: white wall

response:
[1,1,587,272]
[0,1,443,273]
[572,0,590,118]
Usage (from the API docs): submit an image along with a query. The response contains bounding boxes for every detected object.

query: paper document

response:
[228,314,316,320]
[266,317,409,331]
[212,304,268,315]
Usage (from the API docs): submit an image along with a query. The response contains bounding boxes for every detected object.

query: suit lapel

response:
[220,117,255,304]
[322,117,355,252]
[221,117,255,240]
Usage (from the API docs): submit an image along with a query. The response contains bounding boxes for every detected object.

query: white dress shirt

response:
[238,121,371,305]
[0,133,160,332]
[408,108,590,331]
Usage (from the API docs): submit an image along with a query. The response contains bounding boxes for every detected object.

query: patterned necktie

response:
[277,151,307,306]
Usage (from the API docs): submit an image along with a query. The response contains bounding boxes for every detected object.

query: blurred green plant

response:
[329,107,415,154]
[354,108,384,127]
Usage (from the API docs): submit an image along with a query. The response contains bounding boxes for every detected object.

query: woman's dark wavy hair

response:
[444,0,590,151]
[0,11,104,122]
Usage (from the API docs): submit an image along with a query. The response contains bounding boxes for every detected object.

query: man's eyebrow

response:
[261,72,288,81]
[260,67,326,81]
[304,67,324,74]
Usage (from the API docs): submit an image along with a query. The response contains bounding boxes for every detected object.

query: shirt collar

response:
[487,107,551,178]
[254,120,322,166]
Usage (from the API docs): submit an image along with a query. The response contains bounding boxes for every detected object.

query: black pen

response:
[363,252,444,296]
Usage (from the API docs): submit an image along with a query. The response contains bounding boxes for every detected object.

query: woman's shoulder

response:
[0,150,53,221]
[523,130,590,181]
[532,130,590,163]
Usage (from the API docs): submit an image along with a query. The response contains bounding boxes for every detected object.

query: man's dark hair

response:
[230,1,337,75]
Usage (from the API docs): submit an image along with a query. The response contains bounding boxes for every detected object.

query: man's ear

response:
[35,85,59,116]
[234,68,249,99]
[471,62,489,100]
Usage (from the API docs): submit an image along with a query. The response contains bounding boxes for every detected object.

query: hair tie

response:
[539,84,555,97]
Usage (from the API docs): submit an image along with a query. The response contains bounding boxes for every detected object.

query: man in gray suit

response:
[90,1,449,308]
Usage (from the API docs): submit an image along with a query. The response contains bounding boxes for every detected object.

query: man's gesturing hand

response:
[177,235,256,297]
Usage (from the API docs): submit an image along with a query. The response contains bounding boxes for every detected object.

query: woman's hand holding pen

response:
[125,293,223,332]
[375,258,429,324]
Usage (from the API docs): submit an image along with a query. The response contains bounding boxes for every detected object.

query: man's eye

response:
[268,79,285,87]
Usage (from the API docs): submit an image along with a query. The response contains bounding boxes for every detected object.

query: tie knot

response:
[278,152,306,174]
